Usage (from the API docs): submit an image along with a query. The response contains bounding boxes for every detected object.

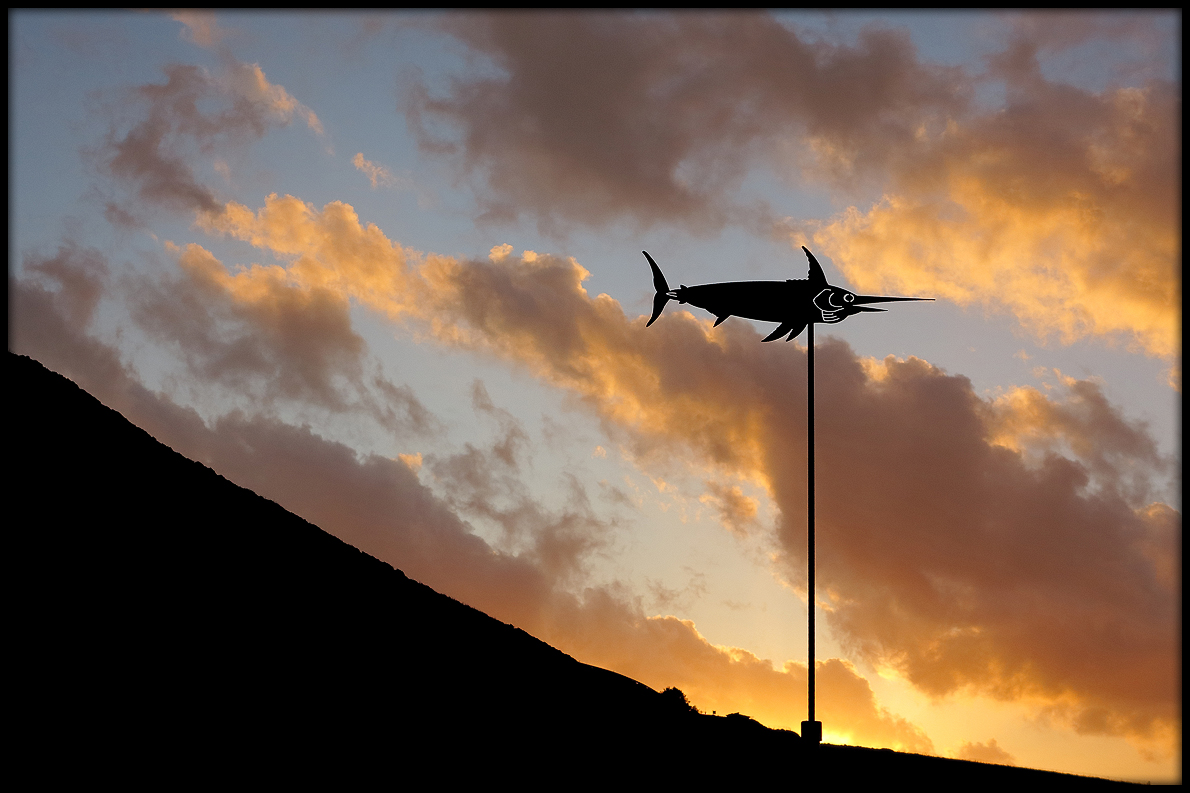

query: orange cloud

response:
[797,20,1179,359]
[985,372,1165,500]
[806,79,1179,358]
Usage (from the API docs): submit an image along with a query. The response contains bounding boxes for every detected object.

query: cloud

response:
[803,72,1179,358]
[410,12,1178,357]
[797,18,1180,359]
[995,12,1174,85]
[985,372,1167,502]
[221,60,324,135]
[101,59,324,219]
[554,605,933,751]
[124,240,435,437]
[421,380,612,583]
[353,152,398,189]
[9,256,936,753]
[956,738,1016,766]
[138,241,364,405]
[9,246,128,401]
[195,194,418,318]
[699,480,759,537]
[406,13,967,233]
[171,11,231,49]
[183,193,1176,752]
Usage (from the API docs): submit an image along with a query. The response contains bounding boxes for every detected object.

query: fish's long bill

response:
[851,295,933,305]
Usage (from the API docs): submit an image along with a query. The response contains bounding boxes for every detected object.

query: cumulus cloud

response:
[797,14,1177,359]
[183,193,1176,752]
[406,12,966,233]
[985,371,1167,502]
[124,240,435,436]
[804,70,1180,358]
[136,241,364,404]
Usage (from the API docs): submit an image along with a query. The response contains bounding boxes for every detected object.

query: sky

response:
[9,11,1180,782]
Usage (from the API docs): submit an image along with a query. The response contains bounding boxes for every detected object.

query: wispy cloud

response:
[100,59,324,223]
[352,152,397,188]
[170,11,232,50]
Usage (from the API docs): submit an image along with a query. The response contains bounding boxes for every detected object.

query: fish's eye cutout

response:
[844,293,854,303]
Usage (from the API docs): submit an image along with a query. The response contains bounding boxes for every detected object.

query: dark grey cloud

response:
[406,12,968,232]
[124,243,436,437]
[98,58,323,221]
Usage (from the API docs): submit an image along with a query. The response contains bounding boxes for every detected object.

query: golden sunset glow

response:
[11,11,1178,782]
[809,80,1179,358]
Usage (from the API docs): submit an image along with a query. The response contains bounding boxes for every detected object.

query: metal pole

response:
[803,322,821,746]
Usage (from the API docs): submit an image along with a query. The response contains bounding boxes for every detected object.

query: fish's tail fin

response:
[648,292,670,327]
[643,251,671,327]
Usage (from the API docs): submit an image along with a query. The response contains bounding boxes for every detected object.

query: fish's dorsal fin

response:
[802,246,828,288]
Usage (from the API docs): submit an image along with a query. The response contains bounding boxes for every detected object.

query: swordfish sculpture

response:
[643,246,931,341]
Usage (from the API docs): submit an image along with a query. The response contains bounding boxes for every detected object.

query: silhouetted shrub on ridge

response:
[661,686,699,716]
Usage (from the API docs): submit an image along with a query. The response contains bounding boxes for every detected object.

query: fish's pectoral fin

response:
[713,314,730,327]
[762,321,798,342]
[784,320,807,341]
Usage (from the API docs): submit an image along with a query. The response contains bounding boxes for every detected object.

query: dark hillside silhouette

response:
[9,353,1135,785]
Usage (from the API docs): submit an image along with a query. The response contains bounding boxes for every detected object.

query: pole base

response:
[801,720,822,745]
